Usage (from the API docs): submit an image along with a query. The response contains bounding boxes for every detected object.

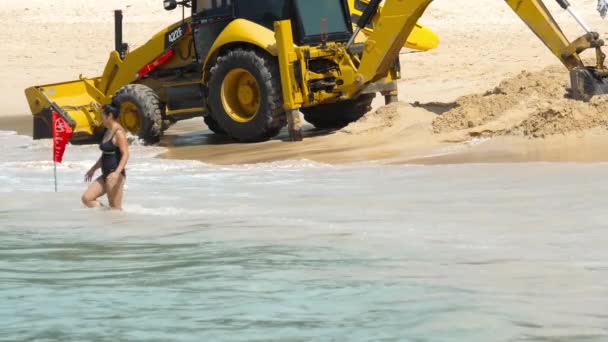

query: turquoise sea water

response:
[1,130,608,341]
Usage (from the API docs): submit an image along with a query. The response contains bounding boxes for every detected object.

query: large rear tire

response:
[113,84,164,144]
[208,49,285,142]
[301,93,376,130]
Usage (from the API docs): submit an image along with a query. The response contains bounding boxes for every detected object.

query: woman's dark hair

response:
[102,103,120,120]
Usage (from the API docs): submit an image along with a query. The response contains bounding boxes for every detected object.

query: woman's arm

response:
[90,156,102,172]
[85,156,102,182]
[114,130,130,174]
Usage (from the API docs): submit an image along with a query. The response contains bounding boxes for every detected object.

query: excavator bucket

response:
[25,77,105,141]
[570,68,608,100]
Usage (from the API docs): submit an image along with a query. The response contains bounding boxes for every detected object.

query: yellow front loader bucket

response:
[25,77,106,141]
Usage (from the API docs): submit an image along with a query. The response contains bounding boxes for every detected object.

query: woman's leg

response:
[105,175,125,210]
[82,177,106,208]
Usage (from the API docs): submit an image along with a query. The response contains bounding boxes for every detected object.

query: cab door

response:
[192,0,235,64]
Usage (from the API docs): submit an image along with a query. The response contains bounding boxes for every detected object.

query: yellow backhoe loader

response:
[25,0,608,145]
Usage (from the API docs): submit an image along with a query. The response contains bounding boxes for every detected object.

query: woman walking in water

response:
[82,104,129,210]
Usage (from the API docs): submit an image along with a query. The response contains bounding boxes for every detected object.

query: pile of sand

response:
[347,103,403,133]
[508,96,608,137]
[339,65,608,142]
[431,66,608,139]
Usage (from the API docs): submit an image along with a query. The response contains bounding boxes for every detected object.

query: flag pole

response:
[54,160,58,193]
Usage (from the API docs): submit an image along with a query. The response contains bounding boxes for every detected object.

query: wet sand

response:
[158,93,608,166]
[0,115,32,136]
[411,133,608,164]
[157,118,608,165]
[158,103,447,165]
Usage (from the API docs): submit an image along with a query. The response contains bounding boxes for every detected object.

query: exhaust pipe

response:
[114,10,125,59]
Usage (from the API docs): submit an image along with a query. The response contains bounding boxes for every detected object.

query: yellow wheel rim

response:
[221,68,261,123]
[119,102,142,134]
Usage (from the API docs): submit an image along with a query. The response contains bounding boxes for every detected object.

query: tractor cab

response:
[166,0,353,60]
[222,0,354,46]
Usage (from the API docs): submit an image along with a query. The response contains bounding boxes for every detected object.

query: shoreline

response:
[159,130,608,165]
[407,133,608,164]
[0,114,32,136]
[3,113,608,166]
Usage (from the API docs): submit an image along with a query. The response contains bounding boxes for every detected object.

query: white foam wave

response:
[1,160,91,171]
[126,133,148,147]
[406,138,492,161]
[131,149,170,160]
[0,158,213,179]
[122,204,214,217]
[0,130,18,137]
[127,159,210,173]
[17,139,53,150]
[218,159,334,171]
[1,158,338,191]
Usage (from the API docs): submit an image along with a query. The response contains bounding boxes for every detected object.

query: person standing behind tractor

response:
[82,104,129,210]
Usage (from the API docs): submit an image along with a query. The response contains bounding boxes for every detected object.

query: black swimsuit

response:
[100,130,126,181]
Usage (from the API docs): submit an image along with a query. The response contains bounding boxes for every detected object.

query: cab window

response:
[195,0,232,17]
[295,0,349,37]
[236,0,290,31]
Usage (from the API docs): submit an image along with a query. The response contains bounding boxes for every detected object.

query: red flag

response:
[52,111,74,163]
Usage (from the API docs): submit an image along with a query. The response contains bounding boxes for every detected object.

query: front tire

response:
[301,93,376,130]
[204,116,225,135]
[113,84,163,144]
[208,49,285,142]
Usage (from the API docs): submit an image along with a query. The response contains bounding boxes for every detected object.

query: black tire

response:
[301,93,376,129]
[113,84,163,144]
[162,119,175,131]
[208,48,285,142]
[204,116,226,135]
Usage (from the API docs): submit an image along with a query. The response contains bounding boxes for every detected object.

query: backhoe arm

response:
[355,0,608,99]
[504,0,584,70]
[355,0,433,85]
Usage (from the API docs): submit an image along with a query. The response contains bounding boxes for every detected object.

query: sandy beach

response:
[1,0,608,164]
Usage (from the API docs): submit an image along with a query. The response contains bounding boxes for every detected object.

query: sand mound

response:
[340,66,608,142]
[507,96,608,137]
[431,66,608,138]
[341,102,405,135]
[340,102,434,136]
